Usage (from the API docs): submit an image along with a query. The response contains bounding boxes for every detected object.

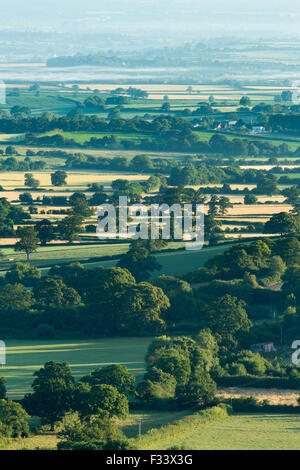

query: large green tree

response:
[0,283,34,314]
[205,294,252,337]
[5,262,41,286]
[79,365,135,396]
[34,277,82,309]
[72,383,129,421]
[51,170,67,186]
[23,361,74,430]
[117,240,161,281]
[0,400,29,438]
[58,214,84,243]
[176,371,216,408]
[35,219,55,245]
[119,282,169,334]
[58,415,131,450]
[264,212,299,236]
[15,226,39,261]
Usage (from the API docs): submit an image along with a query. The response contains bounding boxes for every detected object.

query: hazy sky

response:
[2,0,300,37]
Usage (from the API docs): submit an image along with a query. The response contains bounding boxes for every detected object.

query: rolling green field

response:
[149,413,300,450]
[0,243,233,276]
[88,243,233,277]
[5,126,300,153]
[0,91,87,115]
[2,337,152,398]
[5,411,300,450]
[61,131,159,144]
[194,129,300,151]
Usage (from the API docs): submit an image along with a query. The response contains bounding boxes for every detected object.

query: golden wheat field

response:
[217,388,299,406]
[0,171,150,189]
[225,204,292,216]
[225,196,286,203]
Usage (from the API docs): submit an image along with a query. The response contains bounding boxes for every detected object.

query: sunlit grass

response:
[1,338,152,398]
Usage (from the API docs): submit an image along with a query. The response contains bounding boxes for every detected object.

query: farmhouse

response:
[251,126,266,133]
[215,120,237,130]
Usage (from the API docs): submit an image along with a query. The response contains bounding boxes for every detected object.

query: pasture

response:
[1,337,152,399]
[138,413,300,450]
[5,410,300,450]
[0,242,233,275]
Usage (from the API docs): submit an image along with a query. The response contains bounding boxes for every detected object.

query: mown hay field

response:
[0,171,150,189]
[225,204,292,216]
[217,387,299,406]
[140,413,300,450]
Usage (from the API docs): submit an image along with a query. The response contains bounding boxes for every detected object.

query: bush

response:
[0,400,29,438]
[136,368,177,403]
[58,416,131,450]
[227,363,247,376]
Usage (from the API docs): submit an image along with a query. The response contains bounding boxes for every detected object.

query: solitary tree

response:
[24,173,40,189]
[244,194,258,205]
[15,226,39,261]
[239,96,251,107]
[51,170,67,186]
[161,102,171,112]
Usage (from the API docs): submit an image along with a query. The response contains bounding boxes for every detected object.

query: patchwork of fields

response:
[0,81,300,452]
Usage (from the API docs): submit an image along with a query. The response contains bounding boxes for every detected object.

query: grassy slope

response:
[194,129,300,151]
[0,243,232,275]
[6,411,300,450]
[153,413,300,450]
[2,409,190,450]
[2,337,152,399]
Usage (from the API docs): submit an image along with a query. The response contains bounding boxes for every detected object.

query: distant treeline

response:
[0,157,46,172]
[0,112,299,155]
